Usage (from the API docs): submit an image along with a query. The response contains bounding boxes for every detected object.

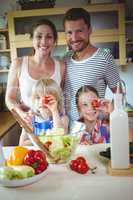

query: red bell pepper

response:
[23,150,48,174]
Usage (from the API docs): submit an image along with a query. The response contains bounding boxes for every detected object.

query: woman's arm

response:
[5,58,21,111]
[5,58,31,122]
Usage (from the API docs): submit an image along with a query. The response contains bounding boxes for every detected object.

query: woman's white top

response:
[19,56,61,109]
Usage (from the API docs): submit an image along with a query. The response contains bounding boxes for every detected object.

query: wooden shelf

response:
[0,49,10,53]
[0,69,9,73]
[0,28,10,73]
[125,20,133,24]
[0,28,8,32]
[126,41,133,45]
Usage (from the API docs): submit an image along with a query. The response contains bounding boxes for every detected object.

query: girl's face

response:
[32,24,55,57]
[78,91,99,122]
[34,92,52,119]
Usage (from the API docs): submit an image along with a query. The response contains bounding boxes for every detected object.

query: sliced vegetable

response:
[0,165,35,180]
[6,146,29,166]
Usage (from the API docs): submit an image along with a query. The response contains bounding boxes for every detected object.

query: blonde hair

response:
[32,78,63,112]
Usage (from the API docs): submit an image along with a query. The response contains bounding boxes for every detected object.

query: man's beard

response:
[68,40,90,53]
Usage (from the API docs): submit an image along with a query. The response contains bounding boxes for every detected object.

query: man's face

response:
[64,18,91,53]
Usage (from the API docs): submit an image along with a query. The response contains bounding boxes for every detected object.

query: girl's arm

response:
[42,94,69,134]
[52,110,69,134]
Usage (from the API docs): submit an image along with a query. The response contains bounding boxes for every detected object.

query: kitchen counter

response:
[0,144,133,200]
[0,112,16,140]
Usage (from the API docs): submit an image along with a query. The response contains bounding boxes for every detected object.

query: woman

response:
[5,18,65,134]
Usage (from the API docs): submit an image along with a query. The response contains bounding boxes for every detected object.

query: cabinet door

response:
[0,28,10,73]
[7,4,126,66]
[126,21,133,63]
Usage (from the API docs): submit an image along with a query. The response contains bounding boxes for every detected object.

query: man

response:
[63,8,120,121]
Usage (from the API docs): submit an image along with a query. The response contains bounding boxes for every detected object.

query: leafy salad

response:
[39,134,80,163]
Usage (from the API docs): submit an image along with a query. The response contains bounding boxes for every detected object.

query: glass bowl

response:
[38,134,80,164]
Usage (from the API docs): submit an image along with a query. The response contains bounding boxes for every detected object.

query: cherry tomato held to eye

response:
[91,99,101,109]
[42,95,50,105]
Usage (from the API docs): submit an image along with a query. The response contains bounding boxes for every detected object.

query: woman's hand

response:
[15,107,33,126]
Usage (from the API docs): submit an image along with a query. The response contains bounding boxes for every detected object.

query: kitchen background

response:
[0,0,133,108]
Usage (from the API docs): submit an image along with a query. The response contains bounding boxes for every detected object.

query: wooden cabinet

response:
[125,20,133,63]
[7,3,126,66]
[0,28,10,73]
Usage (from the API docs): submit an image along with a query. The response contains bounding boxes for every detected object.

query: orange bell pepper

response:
[6,146,28,166]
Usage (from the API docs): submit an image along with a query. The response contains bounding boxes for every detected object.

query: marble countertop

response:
[0,144,133,200]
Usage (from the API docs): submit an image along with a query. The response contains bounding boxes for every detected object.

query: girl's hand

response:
[42,95,58,113]
[91,98,111,113]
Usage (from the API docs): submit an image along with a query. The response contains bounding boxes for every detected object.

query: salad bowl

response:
[39,134,80,164]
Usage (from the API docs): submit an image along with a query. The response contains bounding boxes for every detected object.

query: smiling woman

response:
[5,18,65,146]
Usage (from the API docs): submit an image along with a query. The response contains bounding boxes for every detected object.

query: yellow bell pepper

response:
[6,146,28,166]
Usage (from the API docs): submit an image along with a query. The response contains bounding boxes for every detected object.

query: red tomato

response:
[69,160,79,171]
[43,141,52,150]
[77,163,89,174]
[23,150,48,174]
[76,156,87,164]
[42,95,50,105]
[91,99,101,109]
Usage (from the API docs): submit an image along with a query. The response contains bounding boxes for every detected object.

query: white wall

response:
[105,64,133,106]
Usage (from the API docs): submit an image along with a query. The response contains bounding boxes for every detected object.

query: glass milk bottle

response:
[110,85,129,169]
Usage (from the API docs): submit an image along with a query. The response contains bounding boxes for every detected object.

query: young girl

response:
[19,78,69,146]
[75,85,110,144]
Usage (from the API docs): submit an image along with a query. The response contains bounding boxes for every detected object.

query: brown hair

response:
[63,8,91,29]
[30,18,58,43]
[75,85,99,108]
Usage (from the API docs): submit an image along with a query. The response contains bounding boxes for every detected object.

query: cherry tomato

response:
[69,160,79,171]
[43,141,52,150]
[77,163,89,174]
[76,156,87,164]
[42,95,50,105]
[91,99,101,109]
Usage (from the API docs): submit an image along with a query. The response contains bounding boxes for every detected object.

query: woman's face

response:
[32,24,55,57]
[78,91,99,122]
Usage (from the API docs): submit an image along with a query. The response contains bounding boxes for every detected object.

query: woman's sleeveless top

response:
[19,56,61,109]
